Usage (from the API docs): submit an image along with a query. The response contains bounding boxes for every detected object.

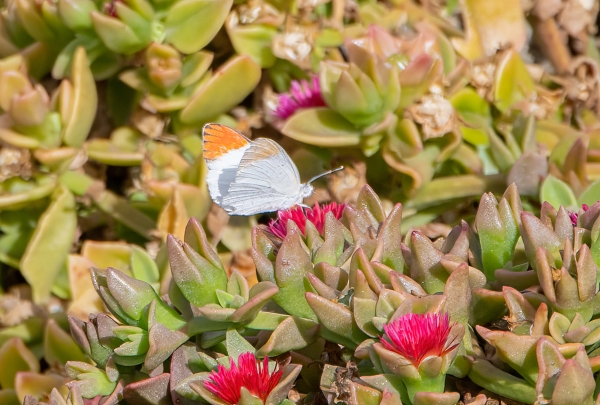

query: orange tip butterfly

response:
[202,123,343,216]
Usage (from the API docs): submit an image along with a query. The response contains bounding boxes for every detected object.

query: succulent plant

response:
[0,0,600,403]
[0,287,86,404]
[0,0,260,301]
[9,174,600,405]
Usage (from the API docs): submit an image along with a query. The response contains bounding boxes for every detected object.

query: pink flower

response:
[204,352,283,405]
[273,77,326,120]
[268,202,346,239]
[569,203,589,226]
[381,313,458,367]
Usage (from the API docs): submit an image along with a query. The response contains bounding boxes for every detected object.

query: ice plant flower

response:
[373,312,464,403]
[204,352,283,404]
[268,202,346,238]
[569,203,589,226]
[381,313,457,366]
[273,77,326,120]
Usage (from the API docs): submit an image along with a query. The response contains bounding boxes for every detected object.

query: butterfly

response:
[202,123,342,216]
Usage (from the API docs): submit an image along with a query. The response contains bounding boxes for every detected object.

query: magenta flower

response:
[268,202,346,239]
[381,313,458,367]
[569,203,589,226]
[273,77,327,120]
[204,352,283,404]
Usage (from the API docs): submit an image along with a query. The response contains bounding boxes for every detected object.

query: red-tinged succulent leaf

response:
[256,316,319,357]
[555,206,574,243]
[389,271,427,296]
[440,221,471,261]
[476,326,539,384]
[307,272,338,300]
[520,212,562,271]
[356,184,386,227]
[264,364,302,405]
[313,262,348,292]
[251,228,276,283]
[503,286,537,326]
[354,266,378,301]
[413,391,460,405]
[105,268,157,321]
[379,389,403,405]
[406,231,447,294]
[531,303,550,339]
[470,288,506,326]
[123,373,171,405]
[443,264,471,326]
[144,300,188,370]
[494,269,539,291]
[272,228,315,320]
[167,235,228,307]
[576,244,598,302]
[355,248,384,295]
[229,282,278,323]
[372,203,404,272]
[468,359,536,403]
[313,212,346,266]
[361,374,407,402]
[305,292,368,347]
[550,352,595,404]
[372,342,419,379]
[184,218,223,272]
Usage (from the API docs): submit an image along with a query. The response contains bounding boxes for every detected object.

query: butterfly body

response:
[203,123,314,216]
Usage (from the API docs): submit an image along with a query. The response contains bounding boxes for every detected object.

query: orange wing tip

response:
[203,124,250,160]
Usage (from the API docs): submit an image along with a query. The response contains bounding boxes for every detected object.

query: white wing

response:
[221,138,307,215]
[206,145,249,206]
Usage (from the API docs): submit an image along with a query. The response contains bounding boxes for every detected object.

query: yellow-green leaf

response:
[20,185,77,303]
[61,47,97,147]
[165,0,233,54]
[180,55,261,124]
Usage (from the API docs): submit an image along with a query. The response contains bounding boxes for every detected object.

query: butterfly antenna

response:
[307,166,344,184]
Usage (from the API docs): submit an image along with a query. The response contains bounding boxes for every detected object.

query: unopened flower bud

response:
[146,43,182,91]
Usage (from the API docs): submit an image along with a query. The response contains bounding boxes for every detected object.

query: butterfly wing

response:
[203,123,251,206]
[221,138,307,215]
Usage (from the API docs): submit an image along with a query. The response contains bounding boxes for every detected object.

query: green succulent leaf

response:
[579,179,600,207]
[540,175,578,210]
[90,9,149,55]
[44,319,88,366]
[493,50,535,113]
[272,230,316,320]
[130,246,160,292]
[167,235,228,307]
[65,362,118,398]
[165,0,233,54]
[57,0,98,32]
[225,328,255,360]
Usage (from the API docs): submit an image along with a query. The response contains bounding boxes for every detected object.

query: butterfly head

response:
[300,183,314,199]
